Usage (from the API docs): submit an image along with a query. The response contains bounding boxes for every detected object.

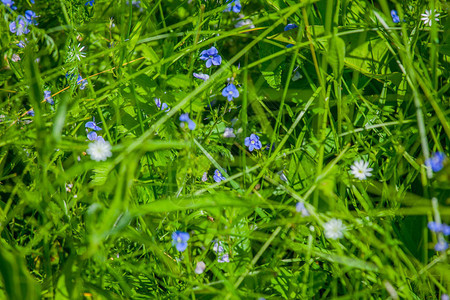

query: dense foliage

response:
[0,0,449,299]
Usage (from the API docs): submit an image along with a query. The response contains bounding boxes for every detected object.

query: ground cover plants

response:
[0,0,449,299]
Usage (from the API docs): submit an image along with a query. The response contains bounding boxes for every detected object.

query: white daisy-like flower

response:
[87,139,112,161]
[421,9,440,27]
[323,218,345,240]
[350,160,373,180]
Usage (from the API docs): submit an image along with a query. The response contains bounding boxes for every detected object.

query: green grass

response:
[0,0,449,299]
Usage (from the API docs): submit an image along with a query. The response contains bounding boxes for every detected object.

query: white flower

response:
[350,160,373,180]
[323,218,345,240]
[87,139,112,161]
[223,128,236,138]
[421,9,440,27]
[194,261,206,274]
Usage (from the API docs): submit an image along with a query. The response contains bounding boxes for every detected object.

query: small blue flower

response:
[434,240,448,252]
[1,0,16,10]
[10,16,30,36]
[44,90,54,105]
[244,134,262,151]
[193,72,209,81]
[284,23,298,31]
[199,46,222,68]
[425,152,446,172]
[223,0,241,13]
[77,74,88,90]
[85,117,102,131]
[85,0,95,6]
[213,169,226,183]
[391,10,400,23]
[218,253,230,263]
[30,0,34,3]
[17,39,27,48]
[24,10,38,25]
[154,98,170,112]
[222,83,239,101]
[27,109,34,116]
[172,231,190,252]
[428,221,442,232]
[179,113,196,130]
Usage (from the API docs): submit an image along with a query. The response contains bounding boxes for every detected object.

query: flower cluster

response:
[85,117,112,161]
[9,10,38,36]
[428,221,450,252]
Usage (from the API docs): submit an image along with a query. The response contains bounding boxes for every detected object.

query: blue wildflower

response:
[244,134,262,151]
[218,253,230,263]
[10,16,30,36]
[44,90,54,105]
[17,39,27,48]
[428,221,443,232]
[87,131,104,141]
[27,109,34,116]
[77,74,88,90]
[85,0,95,6]
[199,46,222,68]
[426,152,446,172]
[434,240,448,252]
[85,117,102,131]
[284,23,298,31]
[442,224,450,236]
[193,72,209,81]
[1,0,16,10]
[179,113,196,130]
[213,169,226,183]
[223,0,241,13]
[30,0,34,3]
[154,98,170,112]
[222,83,239,101]
[24,10,38,25]
[172,231,190,252]
[391,10,400,23]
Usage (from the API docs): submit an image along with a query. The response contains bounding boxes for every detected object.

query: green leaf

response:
[328,35,345,80]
